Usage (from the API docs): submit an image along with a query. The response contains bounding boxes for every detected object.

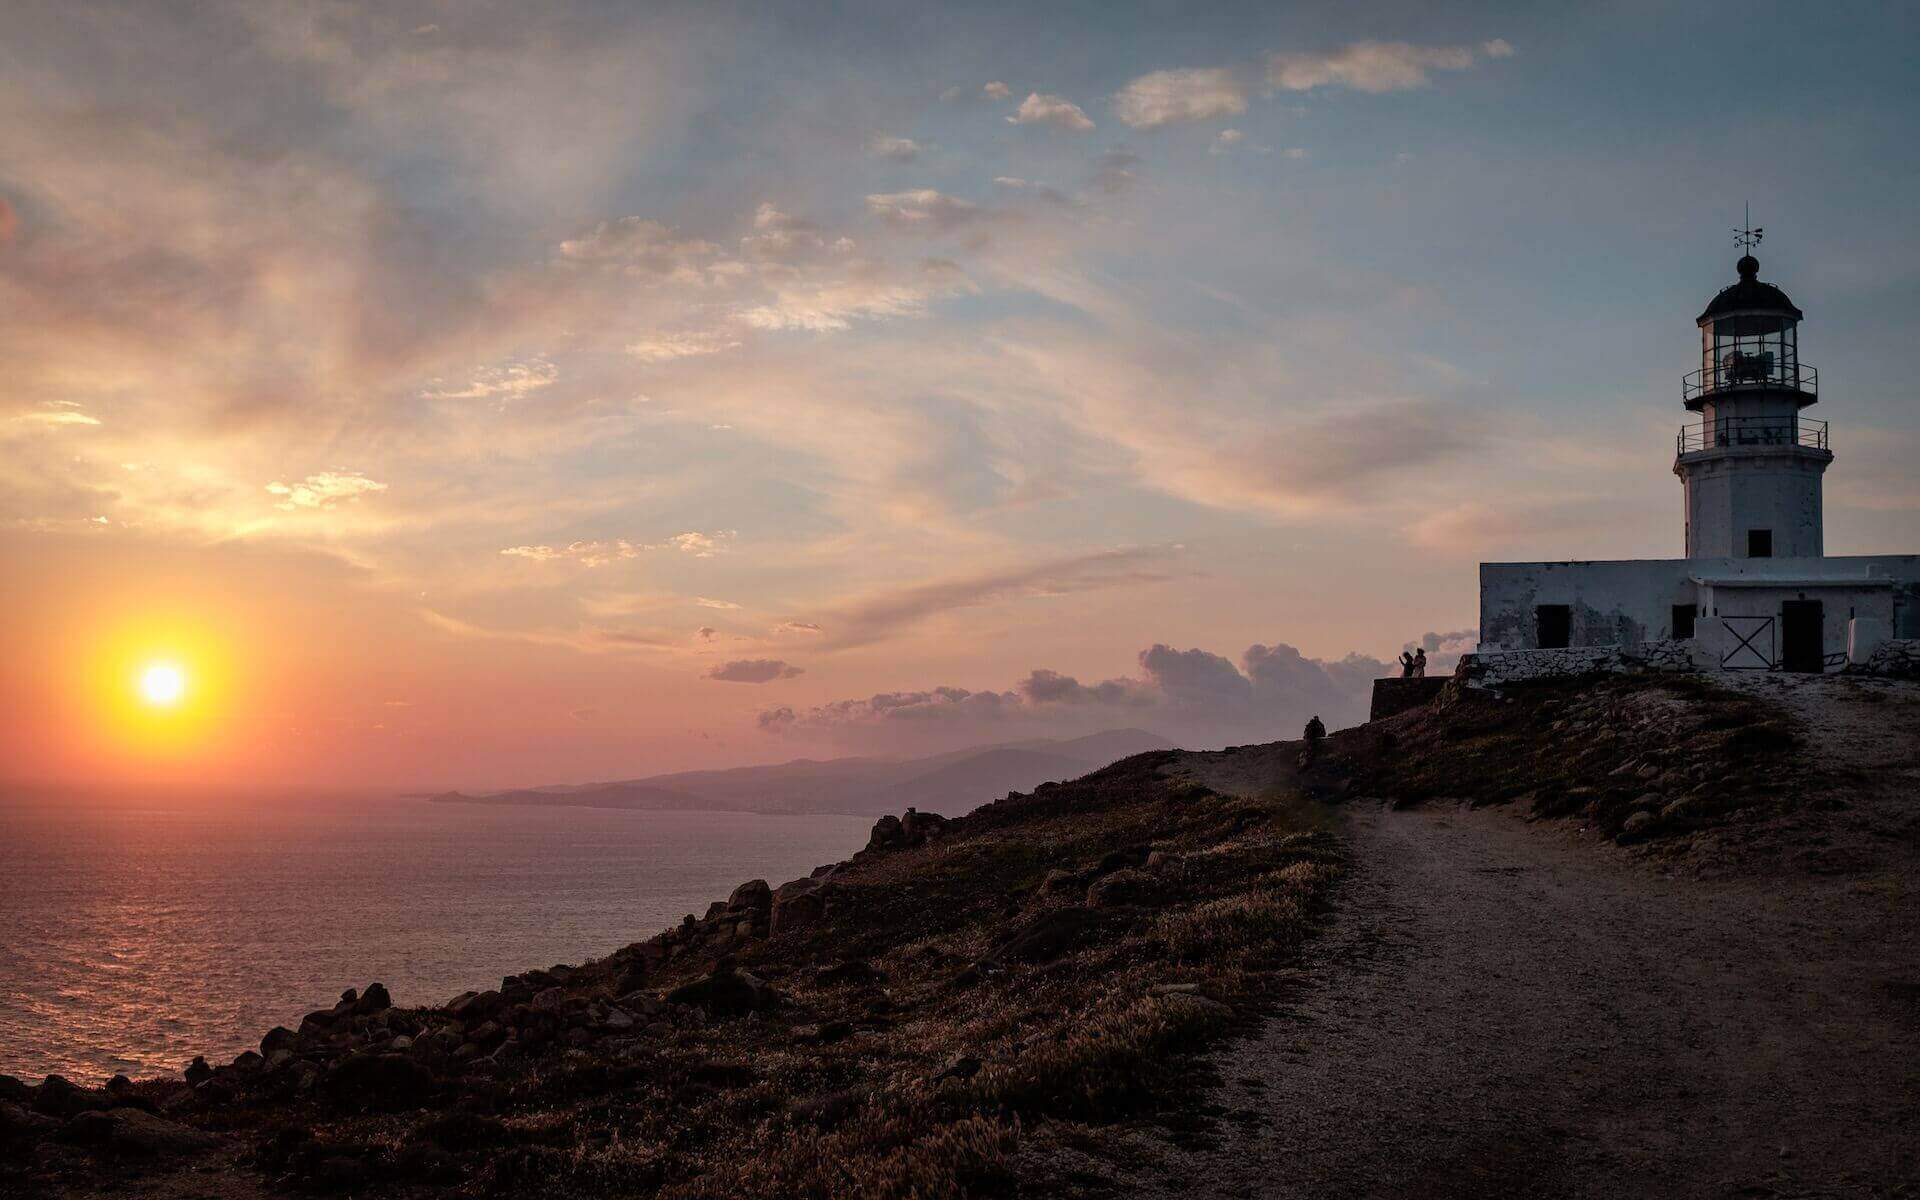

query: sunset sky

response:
[5,2,1918,791]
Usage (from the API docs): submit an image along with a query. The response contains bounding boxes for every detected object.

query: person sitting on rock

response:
[1412,647,1428,677]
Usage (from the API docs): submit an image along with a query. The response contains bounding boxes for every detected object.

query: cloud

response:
[265,471,387,511]
[1090,150,1142,195]
[865,135,922,161]
[500,539,641,566]
[1266,40,1509,93]
[1209,129,1245,155]
[982,81,1011,100]
[1113,68,1248,129]
[625,330,742,362]
[1405,628,1478,671]
[775,620,823,635]
[499,530,732,566]
[706,658,804,683]
[695,597,742,610]
[556,216,720,278]
[865,189,982,233]
[814,546,1184,650]
[1008,93,1095,132]
[762,637,1389,752]
[12,404,101,428]
[421,358,558,402]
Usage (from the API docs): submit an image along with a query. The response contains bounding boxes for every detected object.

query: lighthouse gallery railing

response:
[1675,416,1828,454]
[1683,359,1817,403]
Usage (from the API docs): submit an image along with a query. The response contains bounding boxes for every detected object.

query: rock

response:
[323,1054,437,1111]
[1146,850,1181,872]
[602,1007,636,1031]
[448,989,502,1020]
[0,1075,29,1104]
[728,879,773,913]
[232,1050,264,1072]
[1086,867,1161,908]
[983,907,1111,966]
[33,1075,106,1118]
[771,878,826,935]
[354,982,392,1014]
[900,807,948,842]
[932,1054,981,1083]
[817,958,882,987]
[260,1026,298,1056]
[58,1107,217,1156]
[1621,811,1657,839]
[0,1098,58,1138]
[1632,792,1666,812]
[866,814,905,852]
[530,987,568,1013]
[1148,982,1203,997]
[389,1035,414,1051]
[665,961,778,1016]
[735,920,757,940]
[704,900,730,921]
[1039,868,1086,895]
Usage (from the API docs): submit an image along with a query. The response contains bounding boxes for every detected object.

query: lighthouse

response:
[1675,251,1831,559]
[1472,230,1920,674]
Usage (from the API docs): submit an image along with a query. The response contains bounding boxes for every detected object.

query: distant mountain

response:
[427,727,1177,818]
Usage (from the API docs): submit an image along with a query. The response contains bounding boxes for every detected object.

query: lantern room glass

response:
[1701,314,1797,392]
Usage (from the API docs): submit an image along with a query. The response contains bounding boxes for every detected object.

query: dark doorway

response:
[1780,600,1823,672]
[1748,529,1773,558]
[1672,604,1697,639]
[1536,604,1571,649]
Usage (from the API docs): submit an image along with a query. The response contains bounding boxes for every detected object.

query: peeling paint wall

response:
[1479,555,1920,653]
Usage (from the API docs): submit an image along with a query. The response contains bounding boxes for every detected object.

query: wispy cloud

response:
[1113,67,1248,128]
[266,472,387,511]
[1267,39,1513,93]
[865,134,921,161]
[1008,93,1095,132]
[706,658,803,682]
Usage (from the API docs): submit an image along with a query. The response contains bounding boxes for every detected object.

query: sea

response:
[0,794,871,1083]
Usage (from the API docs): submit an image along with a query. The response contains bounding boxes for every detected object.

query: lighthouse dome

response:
[1697,254,1803,325]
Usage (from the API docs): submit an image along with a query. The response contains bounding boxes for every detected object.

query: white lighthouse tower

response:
[1473,224,1920,675]
[1674,239,1831,559]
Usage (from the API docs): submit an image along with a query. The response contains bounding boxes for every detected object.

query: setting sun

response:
[139,662,187,707]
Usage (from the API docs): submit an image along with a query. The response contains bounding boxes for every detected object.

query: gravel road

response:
[1130,796,1920,1199]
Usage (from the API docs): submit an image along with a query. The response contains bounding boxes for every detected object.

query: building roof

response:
[1697,255,1803,324]
[1690,574,1892,589]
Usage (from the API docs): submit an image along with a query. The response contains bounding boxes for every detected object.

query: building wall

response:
[1679,451,1827,557]
[1479,555,1920,652]
[1695,583,1894,668]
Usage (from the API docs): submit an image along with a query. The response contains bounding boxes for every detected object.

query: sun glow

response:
[140,662,187,707]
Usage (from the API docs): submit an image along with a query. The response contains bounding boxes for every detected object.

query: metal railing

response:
[1676,415,1828,454]
[1683,358,1816,402]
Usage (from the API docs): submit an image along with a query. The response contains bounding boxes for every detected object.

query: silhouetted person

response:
[1398,650,1415,678]
[1412,648,1428,677]
[1304,714,1325,743]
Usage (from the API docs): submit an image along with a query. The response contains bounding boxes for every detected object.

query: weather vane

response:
[1734,201,1764,252]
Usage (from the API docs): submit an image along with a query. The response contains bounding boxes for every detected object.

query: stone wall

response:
[1856,638,1920,678]
[1456,639,1696,689]
[1369,676,1449,721]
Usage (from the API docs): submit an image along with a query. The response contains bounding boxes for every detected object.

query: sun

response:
[139,661,187,707]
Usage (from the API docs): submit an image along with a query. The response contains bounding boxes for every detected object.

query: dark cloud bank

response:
[757,637,1464,756]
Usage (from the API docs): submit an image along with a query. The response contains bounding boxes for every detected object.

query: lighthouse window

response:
[1672,605,1697,639]
[1747,529,1773,558]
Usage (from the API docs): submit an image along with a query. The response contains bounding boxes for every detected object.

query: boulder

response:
[447,989,501,1020]
[32,1074,107,1118]
[982,907,1112,966]
[353,982,392,1015]
[530,987,569,1013]
[664,961,778,1016]
[58,1107,217,1157]
[866,814,905,852]
[1086,867,1161,908]
[260,1026,298,1056]
[1620,811,1657,839]
[323,1054,437,1111]
[728,879,773,913]
[0,1098,58,1138]
[900,807,948,842]
[770,878,826,935]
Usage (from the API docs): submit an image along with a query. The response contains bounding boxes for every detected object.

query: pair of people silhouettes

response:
[1397,648,1428,678]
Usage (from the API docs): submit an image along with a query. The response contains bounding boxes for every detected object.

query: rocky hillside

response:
[6,672,1891,1199]
[1,757,1341,1199]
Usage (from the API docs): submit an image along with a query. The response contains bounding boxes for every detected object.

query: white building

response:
[1478,251,1920,672]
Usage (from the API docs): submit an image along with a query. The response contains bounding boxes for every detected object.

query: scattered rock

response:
[1621,811,1657,839]
[771,878,826,935]
[324,1054,437,1111]
[1087,867,1161,908]
[32,1075,107,1118]
[58,1107,218,1157]
[261,1026,298,1056]
[354,982,393,1014]
[665,961,779,1016]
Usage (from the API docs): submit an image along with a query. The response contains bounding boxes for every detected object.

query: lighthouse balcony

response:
[1676,415,1828,455]
[1683,358,1816,405]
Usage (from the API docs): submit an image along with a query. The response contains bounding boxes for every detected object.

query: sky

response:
[4,1,1918,791]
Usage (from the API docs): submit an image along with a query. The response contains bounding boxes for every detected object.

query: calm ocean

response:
[0,795,870,1083]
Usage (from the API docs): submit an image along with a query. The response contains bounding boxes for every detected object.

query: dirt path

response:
[1127,793,1920,1197]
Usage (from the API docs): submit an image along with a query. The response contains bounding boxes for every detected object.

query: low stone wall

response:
[1369,676,1449,721]
[1856,638,1920,678]
[1456,639,1697,688]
